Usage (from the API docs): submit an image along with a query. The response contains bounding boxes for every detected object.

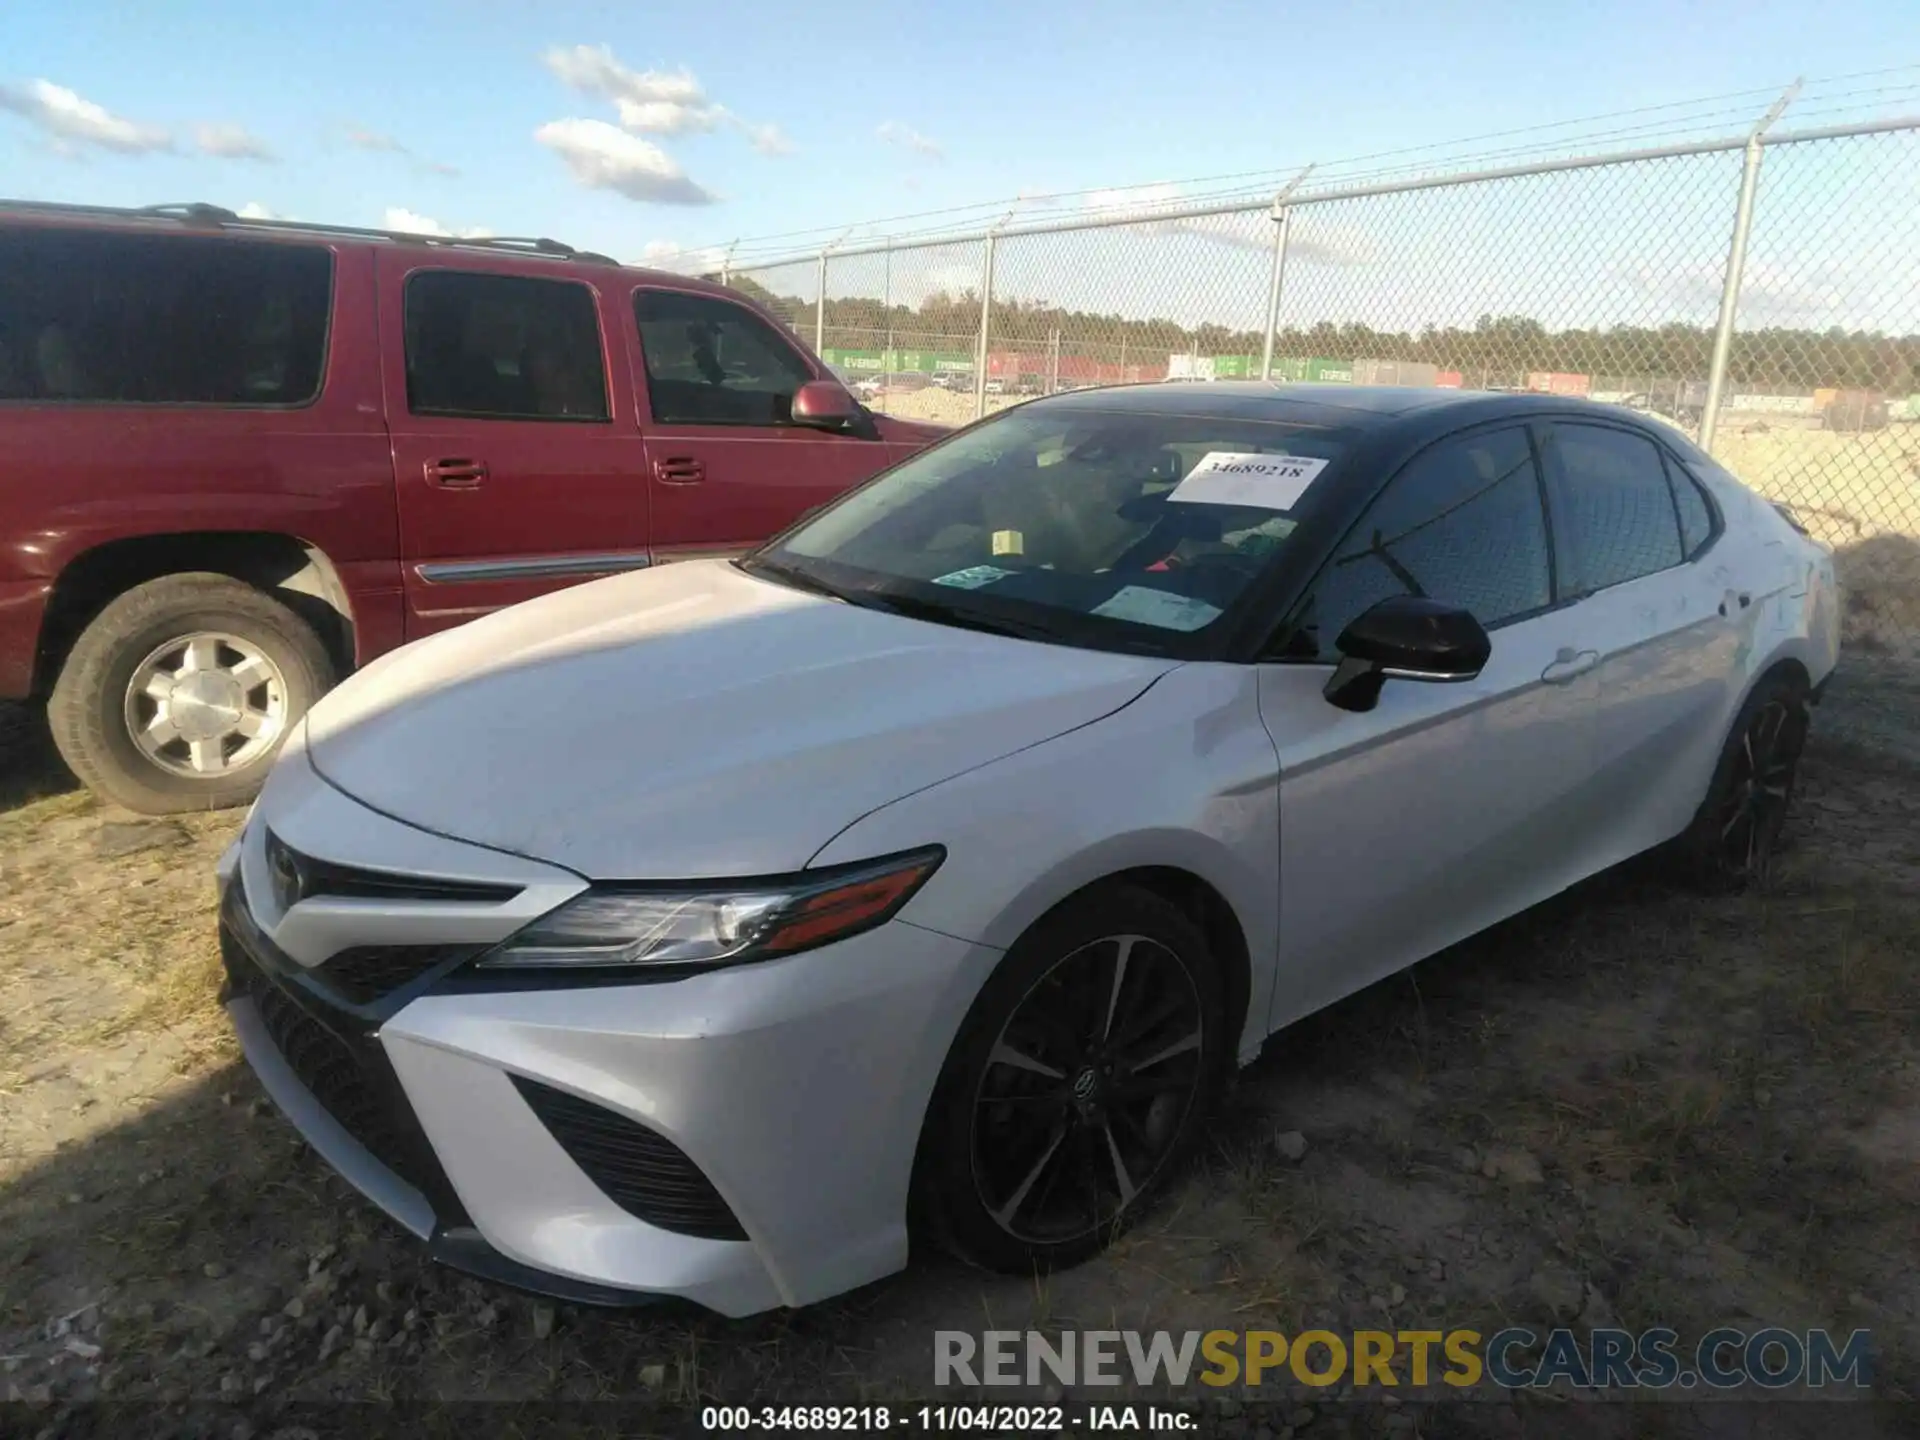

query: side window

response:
[634,289,814,426]
[1549,424,1685,595]
[1287,426,1552,659]
[1667,457,1716,558]
[404,271,609,422]
[0,227,331,406]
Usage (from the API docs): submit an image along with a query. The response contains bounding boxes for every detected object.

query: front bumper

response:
[220,749,995,1316]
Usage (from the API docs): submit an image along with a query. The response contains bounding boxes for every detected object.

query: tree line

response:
[727,278,1920,391]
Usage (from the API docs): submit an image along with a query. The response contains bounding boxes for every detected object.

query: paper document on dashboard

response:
[1167,452,1329,510]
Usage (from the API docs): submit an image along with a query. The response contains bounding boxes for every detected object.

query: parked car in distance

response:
[0,201,946,813]
[219,383,1837,1315]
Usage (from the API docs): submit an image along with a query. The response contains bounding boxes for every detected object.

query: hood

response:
[874,413,951,444]
[305,561,1172,879]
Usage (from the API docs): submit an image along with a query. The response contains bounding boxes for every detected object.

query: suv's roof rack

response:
[1,198,624,267]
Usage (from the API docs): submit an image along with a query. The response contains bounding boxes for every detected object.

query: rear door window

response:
[633,289,814,426]
[1547,423,1686,596]
[0,227,331,406]
[403,270,610,422]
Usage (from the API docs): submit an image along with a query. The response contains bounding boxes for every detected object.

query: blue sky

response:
[2,0,1916,271]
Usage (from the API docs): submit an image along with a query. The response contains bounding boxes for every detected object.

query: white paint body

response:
[221,453,1839,1316]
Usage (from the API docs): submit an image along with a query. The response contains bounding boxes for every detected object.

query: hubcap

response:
[971,934,1206,1246]
[1713,698,1801,882]
[124,633,289,778]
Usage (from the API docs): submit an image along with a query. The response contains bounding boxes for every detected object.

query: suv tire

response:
[48,573,334,814]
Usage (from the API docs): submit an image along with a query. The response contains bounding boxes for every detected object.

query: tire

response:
[47,572,335,815]
[1665,669,1810,892]
[915,884,1229,1275]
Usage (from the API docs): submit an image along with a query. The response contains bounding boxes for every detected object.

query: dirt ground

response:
[3,659,1919,1438]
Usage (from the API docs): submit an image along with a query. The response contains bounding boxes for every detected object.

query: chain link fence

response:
[719,117,1920,659]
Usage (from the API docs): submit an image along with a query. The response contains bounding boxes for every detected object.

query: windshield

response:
[745,405,1353,655]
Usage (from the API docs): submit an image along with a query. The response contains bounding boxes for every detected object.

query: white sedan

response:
[217,384,1839,1316]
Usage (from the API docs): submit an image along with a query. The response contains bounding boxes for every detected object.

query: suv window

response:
[404,271,609,422]
[0,227,330,406]
[634,289,814,426]
[1284,425,1552,659]
[1668,458,1716,558]
[1550,423,1685,595]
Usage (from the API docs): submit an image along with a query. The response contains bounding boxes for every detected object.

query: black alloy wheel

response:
[918,886,1226,1273]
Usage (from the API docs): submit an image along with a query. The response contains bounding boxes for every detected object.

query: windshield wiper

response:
[845,588,1063,642]
[736,555,849,603]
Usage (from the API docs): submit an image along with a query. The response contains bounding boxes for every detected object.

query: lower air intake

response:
[510,1077,748,1242]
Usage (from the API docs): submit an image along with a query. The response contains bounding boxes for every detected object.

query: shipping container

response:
[1436,370,1464,388]
[1166,354,1216,381]
[1306,359,1353,383]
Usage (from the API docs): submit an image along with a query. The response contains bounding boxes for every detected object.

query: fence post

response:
[1699,82,1799,451]
[973,232,998,421]
[1260,166,1314,382]
[814,251,829,356]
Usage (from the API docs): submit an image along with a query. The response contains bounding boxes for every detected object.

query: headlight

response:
[475,846,945,973]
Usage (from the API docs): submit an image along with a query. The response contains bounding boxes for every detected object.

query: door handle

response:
[426,458,487,488]
[1540,647,1599,685]
[653,456,705,486]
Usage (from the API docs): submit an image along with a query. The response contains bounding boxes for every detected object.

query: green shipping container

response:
[822,348,888,373]
[1211,355,1259,378]
[1269,357,1310,382]
[1307,359,1354,383]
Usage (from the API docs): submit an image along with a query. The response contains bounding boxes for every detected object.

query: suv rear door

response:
[376,251,650,635]
[627,286,891,563]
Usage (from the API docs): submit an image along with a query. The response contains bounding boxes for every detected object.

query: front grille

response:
[222,877,460,1213]
[511,1077,748,1242]
[320,945,482,1006]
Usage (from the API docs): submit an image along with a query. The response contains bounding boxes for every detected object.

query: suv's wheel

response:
[48,573,334,814]
[916,885,1228,1274]
[1667,670,1810,891]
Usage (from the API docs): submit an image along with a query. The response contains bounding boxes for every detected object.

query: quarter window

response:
[1286,425,1552,659]
[404,271,610,422]
[1549,424,1685,595]
[1669,460,1716,558]
[634,289,814,426]
[0,227,331,406]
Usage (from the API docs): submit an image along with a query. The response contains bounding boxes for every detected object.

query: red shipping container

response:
[1526,372,1592,397]
[1436,370,1463,388]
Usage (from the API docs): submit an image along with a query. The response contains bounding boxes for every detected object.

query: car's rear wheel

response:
[916,885,1228,1274]
[1668,671,1810,891]
[48,573,334,814]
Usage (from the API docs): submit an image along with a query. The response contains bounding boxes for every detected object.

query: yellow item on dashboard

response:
[992,529,1025,556]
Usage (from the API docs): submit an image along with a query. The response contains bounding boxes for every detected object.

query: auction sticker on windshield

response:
[1092,586,1222,631]
[1168,452,1329,510]
[933,565,1017,589]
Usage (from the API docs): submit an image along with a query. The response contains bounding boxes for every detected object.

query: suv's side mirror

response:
[1323,595,1491,713]
[791,379,860,431]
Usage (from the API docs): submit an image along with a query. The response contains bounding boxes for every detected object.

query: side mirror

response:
[1323,595,1491,713]
[791,379,860,431]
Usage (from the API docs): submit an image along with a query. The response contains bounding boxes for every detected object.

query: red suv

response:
[0,202,944,813]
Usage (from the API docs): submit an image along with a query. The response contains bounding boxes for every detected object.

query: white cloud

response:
[543,43,794,163]
[345,125,460,177]
[0,79,171,155]
[196,123,274,161]
[1082,182,1372,265]
[638,239,728,273]
[534,118,718,206]
[383,207,494,239]
[237,201,279,220]
[876,119,943,161]
[745,122,795,157]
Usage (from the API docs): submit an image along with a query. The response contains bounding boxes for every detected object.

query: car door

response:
[377,255,651,636]
[1255,422,1613,1030]
[628,286,891,563]
[1537,420,1744,867]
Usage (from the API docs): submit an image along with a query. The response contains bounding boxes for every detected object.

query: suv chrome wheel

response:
[124,631,292,777]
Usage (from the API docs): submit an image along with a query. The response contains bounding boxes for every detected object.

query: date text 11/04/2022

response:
[702,1406,1191,1432]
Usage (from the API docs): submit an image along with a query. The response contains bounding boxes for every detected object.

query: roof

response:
[1038,381,1633,428]
[0,197,729,294]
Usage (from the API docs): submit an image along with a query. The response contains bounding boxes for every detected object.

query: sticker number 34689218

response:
[1167,452,1329,510]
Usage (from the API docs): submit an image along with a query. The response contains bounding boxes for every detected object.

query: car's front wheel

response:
[47,573,334,814]
[917,885,1228,1274]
